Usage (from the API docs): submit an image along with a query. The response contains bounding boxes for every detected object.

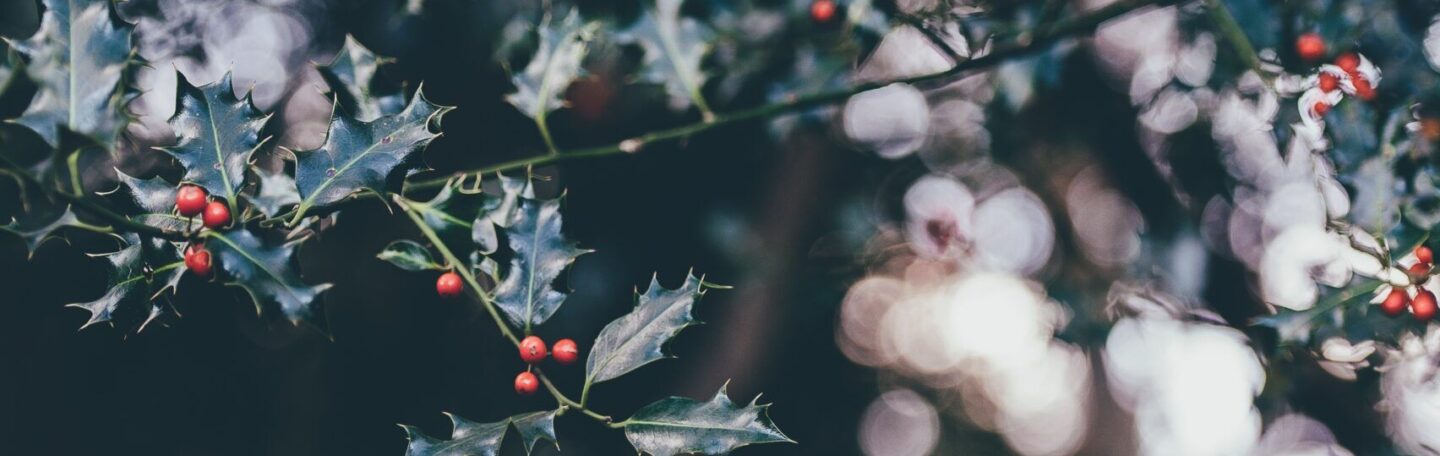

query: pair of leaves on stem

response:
[502,0,713,125]
[403,411,557,456]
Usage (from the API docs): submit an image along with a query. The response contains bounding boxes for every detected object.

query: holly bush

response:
[7,0,1440,454]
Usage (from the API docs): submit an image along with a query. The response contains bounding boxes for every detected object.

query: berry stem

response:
[395,195,521,346]
[535,368,613,423]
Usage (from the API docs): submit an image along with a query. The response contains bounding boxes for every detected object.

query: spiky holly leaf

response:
[622,383,792,456]
[510,410,559,454]
[8,0,137,148]
[2,203,81,256]
[205,229,331,324]
[247,166,300,217]
[288,89,448,223]
[400,411,558,456]
[377,239,442,271]
[113,169,187,232]
[472,174,534,254]
[504,10,597,120]
[492,196,590,329]
[67,234,184,331]
[318,35,404,122]
[586,274,705,385]
[163,72,270,208]
[619,0,713,112]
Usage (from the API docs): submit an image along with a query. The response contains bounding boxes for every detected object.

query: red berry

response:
[1409,262,1430,278]
[175,185,207,217]
[552,339,579,365]
[1318,73,1338,92]
[519,336,548,364]
[1312,100,1330,117]
[1296,33,1325,61]
[1335,53,1360,75]
[1353,77,1375,101]
[185,244,212,277]
[810,0,836,23]
[1418,246,1434,265]
[202,201,231,229]
[514,371,539,395]
[436,272,463,298]
[1413,288,1438,321]
[1381,288,1410,317]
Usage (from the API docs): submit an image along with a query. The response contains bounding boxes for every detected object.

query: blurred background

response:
[1,0,1436,454]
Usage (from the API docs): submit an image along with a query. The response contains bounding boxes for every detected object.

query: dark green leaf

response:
[401,411,558,456]
[586,273,704,385]
[492,195,589,329]
[289,89,449,223]
[3,203,81,256]
[9,0,137,148]
[206,229,331,324]
[113,169,188,232]
[619,0,713,111]
[318,35,404,122]
[247,166,300,217]
[377,239,441,271]
[66,234,184,331]
[622,383,792,456]
[472,173,534,254]
[1253,278,1384,345]
[163,71,270,208]
[504,10,597,120]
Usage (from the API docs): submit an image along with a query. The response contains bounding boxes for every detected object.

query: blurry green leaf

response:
[620,0,713,111]
[318,35,405,122]
[586,274,704,385]
[504,10,597,120]
[377,239,441,271]
[492,195,589,329]
[622,383,792,456]
[9,0,137,149]
[289,89,448,223]
[66,234,184,331]
[163,72,270,207]
[401,411,557,456]
[206,229,331,324]
[1253,278,1383,345]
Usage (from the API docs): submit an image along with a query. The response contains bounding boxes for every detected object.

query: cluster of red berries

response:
[1381,246,1438,321]
[513,336,580,395]
[1295,33,1377,117]
[176,184,233,278]
[810,0,836,23]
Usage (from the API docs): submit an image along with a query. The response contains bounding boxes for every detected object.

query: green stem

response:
[0,156,188,241]
[406,0,1177,193]
[395,195,520,345]
[536,368,613,423]
[537,114,560,156]
[66,152,82,196]
[1204,0,1263,77]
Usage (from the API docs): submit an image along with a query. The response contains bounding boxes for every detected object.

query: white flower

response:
[1316,338,1376,381]
[1377,324,1440,455]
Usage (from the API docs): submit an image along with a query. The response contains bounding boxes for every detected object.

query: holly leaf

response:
[3,203,81,256]
[504,10,597,120]
[377,239,442,271]
[8,0,137,149]
[205,229,331,324]
[510,410,559,454]
[492,195,590,329]
[162,71,270,208]
[622,383,792,456]
[472,173,534,254]
[247,166,300,217]
[288,88,449,223]
[619,0,713,112]
[66,234,184,331]
[1253,278,1384,345]
[113,169,188,232]
[586,273,705,385]
[318,35,404,122]
[401,411,558,456]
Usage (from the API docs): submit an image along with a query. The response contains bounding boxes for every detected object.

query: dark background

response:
[0,0,1395,454]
